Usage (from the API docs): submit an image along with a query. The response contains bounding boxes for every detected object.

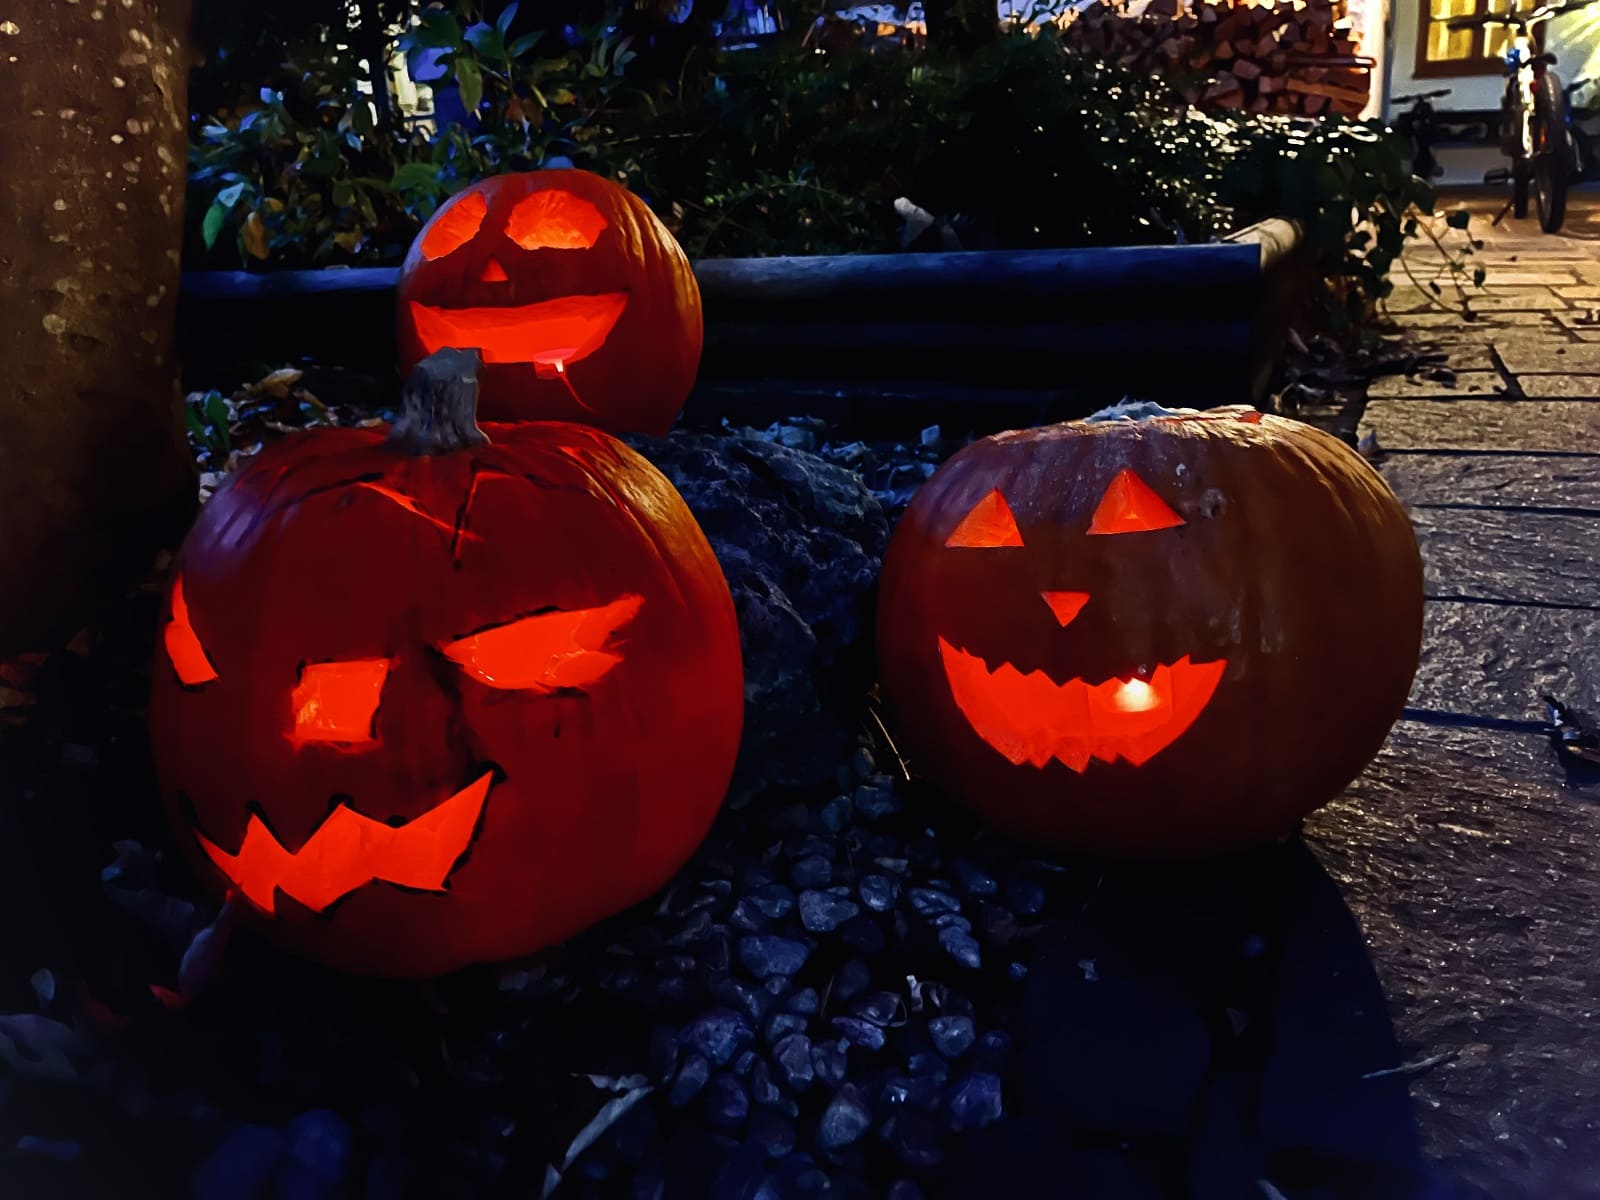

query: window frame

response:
[1413,0,1529,79]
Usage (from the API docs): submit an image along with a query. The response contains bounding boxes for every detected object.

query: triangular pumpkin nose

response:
[479,257,510,283]
[1040,591,1090,627]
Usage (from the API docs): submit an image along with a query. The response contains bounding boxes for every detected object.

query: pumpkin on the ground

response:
[148,350,742,976]
[396,169,702,436]
[876,403,1423,856]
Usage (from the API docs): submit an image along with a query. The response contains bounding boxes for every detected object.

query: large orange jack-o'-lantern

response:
[148,350,742,976]
[396,170,703,436]
[876,403,1423,857]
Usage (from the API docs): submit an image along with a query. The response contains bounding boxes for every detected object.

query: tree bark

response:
[0,0,198,655]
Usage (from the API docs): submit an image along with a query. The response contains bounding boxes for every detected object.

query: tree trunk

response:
[0,0,198,655]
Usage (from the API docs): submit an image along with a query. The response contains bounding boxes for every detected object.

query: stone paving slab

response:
[1366,371,1507,400]
[1409,600,1600,722]
[1388,310,1559,329]
[1306,730,1600,1200]
[1411,508,1600,608]
[1363,398,1600,450]
[1514,374,1600,398]
[1383,452,1600,509]
[1497,341,1600,374]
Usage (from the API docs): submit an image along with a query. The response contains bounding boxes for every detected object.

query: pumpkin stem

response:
[389,348,490,455]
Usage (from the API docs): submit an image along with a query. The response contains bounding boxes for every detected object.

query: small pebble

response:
[830,1017,886,1051]
[773,1034,815,1092]
[818,1084,872,1147]
[946,1072,1003,1131]
[705,1073,750,1130]
[927,1015,975,1059]
[858,875,898,911]
[682,1009,753,1066]
[812,1040,849,1089]
[667,1054,710,1107]
[790,855,832,890]
[939,927,982,969]
[799,891,860,933]
[738,936,810,980]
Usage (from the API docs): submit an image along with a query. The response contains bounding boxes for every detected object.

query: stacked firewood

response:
[1060,0,1373,117]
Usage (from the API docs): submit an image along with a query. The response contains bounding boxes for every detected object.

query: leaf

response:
[497,1,519,36]
[215,181,246,209]
[201,201,229,250]
[464,22,505,60]
[241,211,270,260]
[456,58,484,116]
[391,161,441,193]
[508,31,544,59]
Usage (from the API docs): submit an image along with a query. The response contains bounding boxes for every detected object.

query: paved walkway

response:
[1304,191,1600,1199]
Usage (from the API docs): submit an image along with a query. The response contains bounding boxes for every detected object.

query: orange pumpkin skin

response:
[148,398,741,976]
[876,406,1423,857]
[396,169,703,436]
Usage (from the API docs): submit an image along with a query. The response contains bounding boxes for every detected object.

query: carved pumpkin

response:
[876,404,1423,856]
[148,350,743,976]
[396,170,703,436]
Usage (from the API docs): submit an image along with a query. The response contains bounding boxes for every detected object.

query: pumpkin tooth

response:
[936,638,1225,773]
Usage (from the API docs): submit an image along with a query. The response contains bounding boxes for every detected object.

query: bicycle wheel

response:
[1534,76,1570,233]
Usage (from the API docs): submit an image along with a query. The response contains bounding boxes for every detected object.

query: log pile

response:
[1060,0,1373,117]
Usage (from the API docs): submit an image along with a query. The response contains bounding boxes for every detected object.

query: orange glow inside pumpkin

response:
[406,292,628,367]
[1040,590,1090,627]
[290,659,389,747]
[165,575,219,686]
[196,771,493,914]
[420,190,488,260]
[1088,469,1186,536]
[946,489,1024,548]
[938,638,1225,771]
[506,188,609,251]
[440,594,644,692]
[479,257,510,283]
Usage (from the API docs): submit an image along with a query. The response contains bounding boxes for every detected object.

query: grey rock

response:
[939,927,983,969]
[628,433,888,789]
[749,884,796,920]
[786,988,821,1015]
[748,1108,797,1159]
[830,1017,887,1051]
[928,1016,976,1059]
[909,888,960,917]
[738,936,811,979]
[766,1012,808,1044]
[683,1009,753,1067]
[818,1084,873,1148]
[790,855,832,890]
[1005,878,1046,918]
[850,992,903,1028]
[859,875,899,911]
[831,959,872,1002]
[950,860,999,898]
[773,1034,815,1092]
[706,1073,750,1130]
[667,1054,711,1107]
[853,780,902,820]
[799,890,860,933]
[813,1040,849,1089]
[947,1073,1004,1132]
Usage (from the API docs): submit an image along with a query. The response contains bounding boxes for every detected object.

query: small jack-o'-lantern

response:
[876,403,1423,856]
[396,170,702,436]
[148,350,742,976]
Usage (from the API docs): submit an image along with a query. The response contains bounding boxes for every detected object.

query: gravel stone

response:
[928,1015,976,1059]
[668,1054,711,1108]
[818,1084,872,1148]
[773,1034,815,1092]
[939,927,983,969]
[790,855,832,890]
[683,1010,754,1067]
[858,875,898,911]
[947,1072,1004,1132]
[799,890,860,933]
[738,936,811,980]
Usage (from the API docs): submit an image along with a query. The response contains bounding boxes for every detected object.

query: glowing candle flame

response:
[1113,678,1157,713]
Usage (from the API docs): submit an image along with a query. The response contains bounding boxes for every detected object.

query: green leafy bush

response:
[184,14,1468,331]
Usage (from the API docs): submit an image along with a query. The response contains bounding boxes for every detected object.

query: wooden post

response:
[0,0,198,655]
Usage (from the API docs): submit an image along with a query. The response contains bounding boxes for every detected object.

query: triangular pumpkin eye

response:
[1088,469,1185,535]
[946,489,1024,548]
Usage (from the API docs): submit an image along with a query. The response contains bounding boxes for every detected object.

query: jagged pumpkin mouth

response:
[407,292,629,371]
[937,639,1226,772]
[194,771,494,916]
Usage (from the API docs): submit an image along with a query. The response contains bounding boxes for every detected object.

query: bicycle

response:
[1391,88,1452,182]
[1447,0,1600,233]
